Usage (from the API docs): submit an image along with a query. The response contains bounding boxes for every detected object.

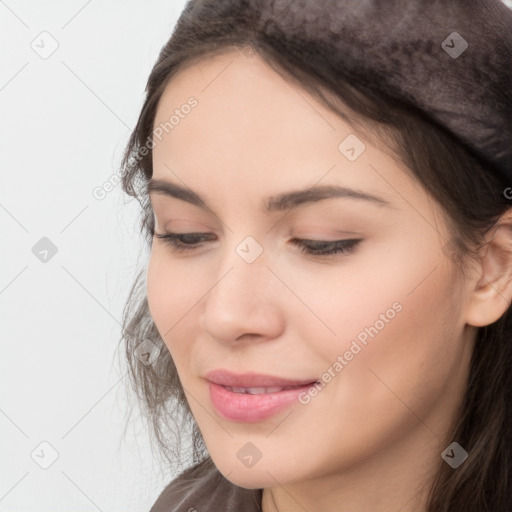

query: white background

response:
[1,1,188,511]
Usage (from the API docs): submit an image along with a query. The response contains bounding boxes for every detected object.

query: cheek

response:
[146,250,205,355]
[307,241,464,440]
[300,234,458,359]
[147,251,173,335]
[293,232,461,384]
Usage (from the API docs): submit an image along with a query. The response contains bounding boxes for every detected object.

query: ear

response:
[465,208,512,327]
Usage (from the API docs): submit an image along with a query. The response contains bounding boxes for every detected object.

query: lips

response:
[205,369,318,389]
[204,369,320,421]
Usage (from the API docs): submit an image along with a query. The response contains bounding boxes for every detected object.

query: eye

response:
[290,238,362,256]
[153,230,362,257]
[153,231,216,253]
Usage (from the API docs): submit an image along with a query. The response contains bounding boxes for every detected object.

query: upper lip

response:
[205,369,318,388]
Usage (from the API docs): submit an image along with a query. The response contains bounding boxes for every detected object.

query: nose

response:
[198,245,285,346]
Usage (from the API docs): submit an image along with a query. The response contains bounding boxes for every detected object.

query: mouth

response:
[204,370,320,422]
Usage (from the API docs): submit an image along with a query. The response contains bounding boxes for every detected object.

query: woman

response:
[119,0,512,510]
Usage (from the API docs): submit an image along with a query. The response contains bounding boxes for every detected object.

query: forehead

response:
[155,52,356,176]
[150,50,436,224]
[153,49,341,154]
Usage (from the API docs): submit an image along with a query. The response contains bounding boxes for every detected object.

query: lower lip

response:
[208,381,317,422]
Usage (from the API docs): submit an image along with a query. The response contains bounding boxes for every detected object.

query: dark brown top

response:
[150,459,263,512]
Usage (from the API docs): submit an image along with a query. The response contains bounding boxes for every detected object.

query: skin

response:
[146,50,512,511]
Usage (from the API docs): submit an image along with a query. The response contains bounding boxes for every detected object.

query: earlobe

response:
[465,209,512,327]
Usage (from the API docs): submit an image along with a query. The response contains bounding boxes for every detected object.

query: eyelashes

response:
[292,238,360,256]
[154,232,215,253]
[152,230,362,257]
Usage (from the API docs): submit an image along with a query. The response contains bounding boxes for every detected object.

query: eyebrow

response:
[146,178,392,212]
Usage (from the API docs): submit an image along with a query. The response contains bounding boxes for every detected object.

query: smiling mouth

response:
[208,380,320,422]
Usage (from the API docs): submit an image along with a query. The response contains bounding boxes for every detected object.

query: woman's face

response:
[146,50,477,493]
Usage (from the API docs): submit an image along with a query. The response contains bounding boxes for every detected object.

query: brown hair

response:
[118,1,512,509]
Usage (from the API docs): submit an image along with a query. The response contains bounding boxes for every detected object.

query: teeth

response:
[226,386,296,394]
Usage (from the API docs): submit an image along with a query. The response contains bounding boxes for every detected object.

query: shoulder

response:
[149,457,262,512]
